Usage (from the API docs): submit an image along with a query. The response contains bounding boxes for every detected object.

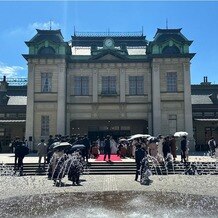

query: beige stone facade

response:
[23,29,195,149]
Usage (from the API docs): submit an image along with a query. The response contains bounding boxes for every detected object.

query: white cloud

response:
[28,21,60,31]
[8,21,61,37]
[0,62,25,78]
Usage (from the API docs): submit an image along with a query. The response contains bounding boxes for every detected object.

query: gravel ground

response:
[0,174,217,200]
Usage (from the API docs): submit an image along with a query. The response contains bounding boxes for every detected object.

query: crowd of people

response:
[7,133,217,185]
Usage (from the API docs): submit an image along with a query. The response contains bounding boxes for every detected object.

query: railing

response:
[0,78,27,86]
[74,31,144,37]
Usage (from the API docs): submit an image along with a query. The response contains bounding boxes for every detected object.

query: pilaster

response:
[183,62,194,148]
[152,63,161,136]
[57,63,66,135]
[120,69,126,102]
[92,69,98,103]
[25,63,35,146]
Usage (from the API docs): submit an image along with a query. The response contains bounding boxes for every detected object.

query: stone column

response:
[57,63,66,135]
[66,111,71,135]
[120,69,126,102]
[25,62,35,150]
[92,69,98,103]
[152,63,161,136]
[148,111,152,135]
[183,62,194,149]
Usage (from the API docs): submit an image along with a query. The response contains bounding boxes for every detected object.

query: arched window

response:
[38,46,55,55]
[162,45,180,55]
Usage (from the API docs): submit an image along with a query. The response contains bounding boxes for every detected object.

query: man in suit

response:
[135,144,146,181]
[82,134,91,163]
[104,135,111,162]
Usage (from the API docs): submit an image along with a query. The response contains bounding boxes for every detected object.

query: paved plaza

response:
[0,174,218,201]
[0,151,218,201]
[0,151,217,164]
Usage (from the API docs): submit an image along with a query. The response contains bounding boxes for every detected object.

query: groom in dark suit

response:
[135,144,146,181]
[104,135,111,161]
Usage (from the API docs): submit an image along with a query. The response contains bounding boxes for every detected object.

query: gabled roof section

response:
[153,28,193,45]
[25,29,64,45]
[90,49,128,61]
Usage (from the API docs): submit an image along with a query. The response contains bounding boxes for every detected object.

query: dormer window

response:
[162,45,180,55]
[38,46,55,55]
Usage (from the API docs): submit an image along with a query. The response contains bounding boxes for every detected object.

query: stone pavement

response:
[0,151,217,164]
[0,174,218,200]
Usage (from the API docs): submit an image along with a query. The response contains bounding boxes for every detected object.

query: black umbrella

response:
[69,144,86,152]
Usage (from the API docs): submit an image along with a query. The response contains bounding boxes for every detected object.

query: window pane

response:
[109,76,116,94]
[129,76,136,95]
[102,76,109,94]
[137,76,144,95]
[129,76,144,95]
[169,115,177,134]
[41,115,49,136]
[167,72,177,92]
[41,73,52,92]
[74,77,82,95]
[102,76,116,95]
[74,76,89,95]
[82,77,89,95]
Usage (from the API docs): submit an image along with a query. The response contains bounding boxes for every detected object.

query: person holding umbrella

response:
[181,136,188,163]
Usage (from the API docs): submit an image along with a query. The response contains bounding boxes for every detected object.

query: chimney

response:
[201,76,211,85]
[0,76,8,91]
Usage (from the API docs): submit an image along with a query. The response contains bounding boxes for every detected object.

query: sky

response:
[0,1,218,84]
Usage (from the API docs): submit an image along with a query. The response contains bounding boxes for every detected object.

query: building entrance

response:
[88,130,131,142]
[70,119,148,142]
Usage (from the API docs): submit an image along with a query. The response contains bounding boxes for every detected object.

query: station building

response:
[1,28,198,151]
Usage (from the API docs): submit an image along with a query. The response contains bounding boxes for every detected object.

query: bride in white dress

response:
[110,137,118,154]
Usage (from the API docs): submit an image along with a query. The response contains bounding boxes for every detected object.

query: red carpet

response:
[95,154,122,162]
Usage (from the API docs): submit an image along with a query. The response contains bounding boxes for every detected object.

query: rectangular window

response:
[167,72,177,92]
[102,76,116,95]
[41,73,52,92]
[41,115,49,136]
[0,113,5,118]
[204,112,214,117]
[74,76,89,95]
[193,112,203,117]
[18,113,26,118]
[129,76,144,95]
[169,115,177,134]
[6,113,17,118]
[0,128,5,136]
[120,126,130,130]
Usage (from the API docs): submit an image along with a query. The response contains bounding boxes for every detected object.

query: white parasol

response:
[128,134,151,141]
[53,142,72,149]
[174,131,188,137]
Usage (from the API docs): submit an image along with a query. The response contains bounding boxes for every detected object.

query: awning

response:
[0,120,26,123]
[195,118,218,122]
